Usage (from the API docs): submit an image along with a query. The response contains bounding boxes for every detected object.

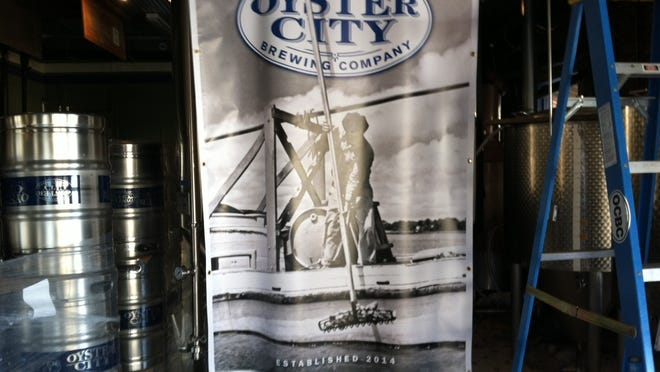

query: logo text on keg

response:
[237,0,433,77]
[609,190,631,244]
[120,304,165,329]
[111,187,164,209]
[1,176,81,207]
[38,177,73,204]
[61,339,119,372]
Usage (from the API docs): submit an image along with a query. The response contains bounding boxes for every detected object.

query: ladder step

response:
[541,249,614,262]
[616,62,660,78]
[567,96,597,108]
[565,96,651,122]
[629,161,660,174]
[642,264,660,282]
[566,96,652,108]
[617,63,660,88]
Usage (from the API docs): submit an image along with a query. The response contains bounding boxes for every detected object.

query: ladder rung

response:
[541,249,614,262]
[629,161,660,174]
[566,96,652,108]
[642,264,660,282]
[567,96,596,108]
[616,63,660,78]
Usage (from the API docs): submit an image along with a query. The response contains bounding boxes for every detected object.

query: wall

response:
[42,79,178,144]
[1,55,178,146]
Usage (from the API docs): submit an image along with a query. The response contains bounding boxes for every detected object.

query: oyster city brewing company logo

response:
[237,0,433,77]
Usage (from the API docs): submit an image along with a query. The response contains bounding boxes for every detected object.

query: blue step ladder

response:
[512,0,660,370]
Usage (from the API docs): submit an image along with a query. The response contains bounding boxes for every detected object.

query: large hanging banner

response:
[189,0,477,370]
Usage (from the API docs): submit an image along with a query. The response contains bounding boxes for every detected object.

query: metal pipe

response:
[20,53,28,113]
[1,46,7,116]
[184,18,202,366]
[511,262,522,349]
[588,271,603,372]
[547,0,553,135]
[522,0,535,113]
[174,0,202,360]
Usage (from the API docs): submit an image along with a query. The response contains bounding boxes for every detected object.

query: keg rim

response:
[109,140,163,158]
[1,113,105,130]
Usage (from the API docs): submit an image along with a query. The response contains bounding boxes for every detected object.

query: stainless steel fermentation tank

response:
[503,106,650,349]
[0,113,120,371]
[504,106,646,271]
[110,141,167,371]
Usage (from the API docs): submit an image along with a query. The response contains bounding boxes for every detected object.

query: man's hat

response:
[342,113,369,133]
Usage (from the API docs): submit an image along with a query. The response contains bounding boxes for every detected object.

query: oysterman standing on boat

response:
[321,112,374,267]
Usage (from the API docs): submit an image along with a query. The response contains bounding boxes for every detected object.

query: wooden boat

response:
[209,248,469,344]
[205,104,470,346]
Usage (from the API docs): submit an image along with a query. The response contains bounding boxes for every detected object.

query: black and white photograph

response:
[189,0,478,370]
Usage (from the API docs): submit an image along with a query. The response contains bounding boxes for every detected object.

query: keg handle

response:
[119,262,144,276]
[136,242,158,253]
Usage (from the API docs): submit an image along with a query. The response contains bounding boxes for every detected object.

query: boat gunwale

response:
[212,280,467,304]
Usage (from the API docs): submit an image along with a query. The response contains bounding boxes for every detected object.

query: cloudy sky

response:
[193,0,477,222]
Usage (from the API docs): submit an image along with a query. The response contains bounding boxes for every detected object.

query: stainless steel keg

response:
[117,255,165,368]
[0,113,113,256]
[18,268,119,363]
[110,141,166,371]
[117,255,165,304]
[110,141,165,260]
[0,113,119,372]
[19,322,120,372]
[118,296,167,370]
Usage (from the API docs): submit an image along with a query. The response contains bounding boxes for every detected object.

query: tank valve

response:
[192,339,202,361]
[175,265,193,280]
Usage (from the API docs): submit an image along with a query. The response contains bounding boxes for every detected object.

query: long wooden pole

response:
[304,0,358,313]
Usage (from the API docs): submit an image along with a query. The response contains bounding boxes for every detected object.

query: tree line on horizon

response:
[382,217,466,233]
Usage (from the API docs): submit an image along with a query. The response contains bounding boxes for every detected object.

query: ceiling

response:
[0,0,654,115]
[44,0,172,62]
[479,0,654,116]
[1,0,173,63]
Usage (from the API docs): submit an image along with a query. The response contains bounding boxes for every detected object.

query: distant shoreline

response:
[382,218,466,234]
[385,229,465,235]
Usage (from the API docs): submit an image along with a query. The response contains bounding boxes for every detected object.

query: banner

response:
[189,0,477,370]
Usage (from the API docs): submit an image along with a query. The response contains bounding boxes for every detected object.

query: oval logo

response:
[237,0,433,77]
[609,190,631,244]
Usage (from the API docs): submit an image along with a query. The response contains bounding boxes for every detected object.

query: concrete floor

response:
[472,295,622,372]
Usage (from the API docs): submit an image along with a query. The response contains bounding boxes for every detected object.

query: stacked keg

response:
[0,113,120,371]
[110,141,167,371]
